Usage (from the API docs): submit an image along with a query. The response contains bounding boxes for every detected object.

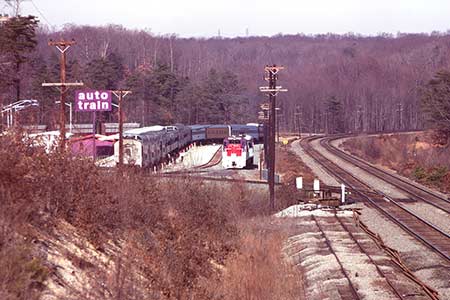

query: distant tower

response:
[246,28,249,37]
[218,29,221,38]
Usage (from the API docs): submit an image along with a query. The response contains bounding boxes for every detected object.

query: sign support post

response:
[112,90,132,167]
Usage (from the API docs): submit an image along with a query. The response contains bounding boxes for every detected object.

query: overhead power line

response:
[30,0,52,27]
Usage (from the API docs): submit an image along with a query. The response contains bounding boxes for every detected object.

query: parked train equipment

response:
[222,135,254,169]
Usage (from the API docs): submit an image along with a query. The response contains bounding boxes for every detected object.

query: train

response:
[113,123,263,168]
[222,135,255,169]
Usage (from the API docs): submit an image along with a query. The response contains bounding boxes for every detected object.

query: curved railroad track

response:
[322,136,450,214]
[194,146,222,169]
[300,136,450,263]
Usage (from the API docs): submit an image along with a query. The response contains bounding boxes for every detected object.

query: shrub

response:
[427,166,448,184]
[0,131,304,299]
[412,165,427,181]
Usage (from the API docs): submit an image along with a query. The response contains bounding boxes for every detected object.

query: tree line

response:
[1,17,450,136]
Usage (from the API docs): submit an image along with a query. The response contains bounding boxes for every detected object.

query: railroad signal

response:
[258,110,269,121]
[260,103,270,111]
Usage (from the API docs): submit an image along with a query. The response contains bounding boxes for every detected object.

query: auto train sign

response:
[75,90,112,112]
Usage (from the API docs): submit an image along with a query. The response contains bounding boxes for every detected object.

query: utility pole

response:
[294,105,302,138]
[355,105,363,132]
[260,65,287,210]
[42,39,83,151]
[396,103,403,131]
[112,90,131,167]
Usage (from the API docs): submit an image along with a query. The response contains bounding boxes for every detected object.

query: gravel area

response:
[309,138,407,199]
[353,202,450,299]
[291,139,450,298]
[403,202,450,234]
[282,213,426,300]
[290,139,339,186]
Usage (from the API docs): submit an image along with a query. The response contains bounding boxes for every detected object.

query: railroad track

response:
[322,136,450,214]
[311,213,406,300]
[194,146,222,169]
[300,136,450,263]
[163,146,222,175]
[311,214,361,300]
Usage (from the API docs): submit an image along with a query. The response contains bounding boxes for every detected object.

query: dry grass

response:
[0,129,306,300]
[275,144,316,210]
[202,218,305,300]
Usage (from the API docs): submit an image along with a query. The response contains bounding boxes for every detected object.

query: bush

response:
[412,165,427,181]
[427,166,448,183]
[0,131,304,299]
[0,237,48,300]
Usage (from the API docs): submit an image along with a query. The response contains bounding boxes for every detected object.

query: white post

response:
[296,177,303,190]
[341,184,346,204]
[313,179,320,192]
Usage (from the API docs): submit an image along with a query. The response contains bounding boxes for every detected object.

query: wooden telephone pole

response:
[42,39,83,150]
[294,105,302,138]
[112,90,131,167]
[259,65,287,210]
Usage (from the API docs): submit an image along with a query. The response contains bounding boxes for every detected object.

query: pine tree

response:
[0,15,39,101]
[325,96,345,134]
[422,71,450,139]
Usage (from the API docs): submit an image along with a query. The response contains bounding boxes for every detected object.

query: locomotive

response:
[222,135,255,169]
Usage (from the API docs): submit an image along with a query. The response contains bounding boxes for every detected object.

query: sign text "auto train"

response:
[75,90,112,112]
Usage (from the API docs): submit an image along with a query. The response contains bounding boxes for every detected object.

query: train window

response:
[229,140,240,144]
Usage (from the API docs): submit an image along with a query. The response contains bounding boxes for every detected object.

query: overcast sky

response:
[9,0,450,37]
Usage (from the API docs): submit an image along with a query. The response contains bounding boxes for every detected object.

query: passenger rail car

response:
[114,125,191,167]
[114,123,263,168]
[222,135,254,169]
[206,125,231,142]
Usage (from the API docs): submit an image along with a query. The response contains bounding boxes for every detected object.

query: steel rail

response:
[194,146,223,169]
[163,146,222,175]
[322,136,450,213]
[300,137,450,263]
[335,213,405,300]
[311,215,361,300]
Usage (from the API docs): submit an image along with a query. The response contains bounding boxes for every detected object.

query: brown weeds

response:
[0,130,306,299]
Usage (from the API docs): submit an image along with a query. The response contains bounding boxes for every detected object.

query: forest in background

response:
[2,19,450,134]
